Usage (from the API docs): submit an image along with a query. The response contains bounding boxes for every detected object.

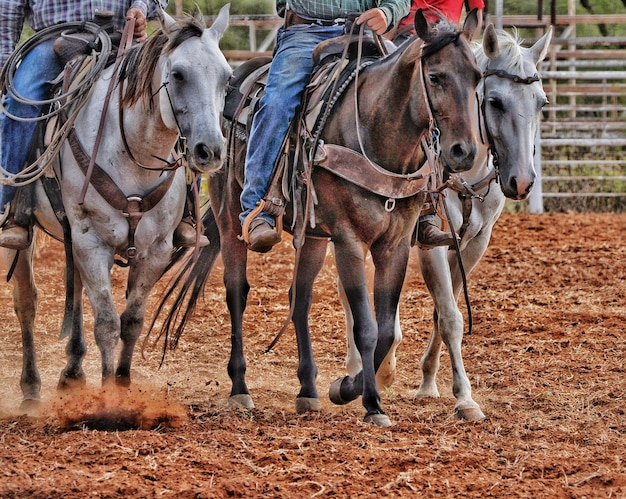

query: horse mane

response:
[380,14,461,66]
[473,28,527,75]
[420,15,462,59]
[118,14,206,109]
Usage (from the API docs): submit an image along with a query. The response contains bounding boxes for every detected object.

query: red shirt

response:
[397,0,484,32]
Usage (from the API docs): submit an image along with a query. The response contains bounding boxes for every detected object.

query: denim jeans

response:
[0,39,63,209]
[239,23,345,227]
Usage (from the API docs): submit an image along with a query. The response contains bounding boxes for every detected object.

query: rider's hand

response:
[356,8,389,35]
[126,7,148,42]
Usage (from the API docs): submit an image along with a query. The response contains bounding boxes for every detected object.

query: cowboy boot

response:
[0,186,34,251]
[416,216,457,249]
[247,218,281,253]
[173,217,209,248]
[0,218,31,250]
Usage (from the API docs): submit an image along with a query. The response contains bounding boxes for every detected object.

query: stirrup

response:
[239,200,282,247]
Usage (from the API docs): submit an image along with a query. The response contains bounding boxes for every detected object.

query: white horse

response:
[338,24,553,420]
[2,5,232,410]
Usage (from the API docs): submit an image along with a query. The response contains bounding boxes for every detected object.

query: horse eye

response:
[488,96,504,111]
[171,70,184,82]
[428,74,441,85]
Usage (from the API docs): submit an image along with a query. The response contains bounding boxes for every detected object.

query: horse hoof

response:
[19,398,42,415]
[57,373,87,391]
[228,394,255,410]
[329,378,350,405]
[364,413,393,427]
[115,376,131,388]
[295,397,322,414]
[455,405,485,421]
[413,384,440,399]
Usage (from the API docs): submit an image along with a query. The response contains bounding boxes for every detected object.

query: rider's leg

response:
[416,193,458,249]
[239,24,344,253]
[0,40,62,250]
[173,176,209,248]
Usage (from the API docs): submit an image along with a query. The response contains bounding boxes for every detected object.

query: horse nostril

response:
[194,143,211,163]
[451,142,475,162]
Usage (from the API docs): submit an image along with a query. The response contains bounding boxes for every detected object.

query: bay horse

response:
[0,5,231,410]
[155,9,482,427]
[340,25,553,420]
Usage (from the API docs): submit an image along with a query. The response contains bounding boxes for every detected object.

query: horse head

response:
[477,24,552,199]
[412,8,482,173]
[155,4,232,174]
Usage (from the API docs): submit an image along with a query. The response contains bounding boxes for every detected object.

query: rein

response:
[439,65,541,336]
[352,25,438,183]
[118,79,185,172]
[78,18,135,205]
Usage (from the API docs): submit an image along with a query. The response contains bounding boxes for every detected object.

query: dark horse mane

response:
[384,13,462,63]
[118,13,206,109]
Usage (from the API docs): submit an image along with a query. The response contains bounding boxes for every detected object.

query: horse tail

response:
[143,207,221,366]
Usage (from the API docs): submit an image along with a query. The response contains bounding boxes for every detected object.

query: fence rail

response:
[206,13,626,212]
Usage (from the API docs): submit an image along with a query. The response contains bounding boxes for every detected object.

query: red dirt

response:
[0,212,624,498]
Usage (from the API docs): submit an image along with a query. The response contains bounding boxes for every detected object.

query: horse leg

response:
[369,241,412,424]
[334,242,401,389]
[58,265,87,390]
[329,240,391,427]
[415,246,449,400]
[4,246,41,410]
[331,241,362,377]
[73,247,119,384]
[222,231,254,409]
[290,237,328,414]
[418,241,485,421]
[445,234,492,421]
[115,254,168,386]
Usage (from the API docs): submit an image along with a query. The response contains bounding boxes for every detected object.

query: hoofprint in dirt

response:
[0,212,624,498]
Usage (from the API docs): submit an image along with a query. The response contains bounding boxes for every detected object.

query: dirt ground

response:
[0,212,624,498]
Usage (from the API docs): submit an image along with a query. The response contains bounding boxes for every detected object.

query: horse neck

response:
[332,53,428,173]
[118,73,180,170]
[464,91,493,184]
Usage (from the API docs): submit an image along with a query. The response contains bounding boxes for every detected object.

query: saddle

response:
[52,11,121,67]
[225,33,406,241]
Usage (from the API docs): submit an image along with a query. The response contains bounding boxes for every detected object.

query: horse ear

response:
[462,8,481,42]
[482,23,500,60]
[157,3,180,34]
[414,9,431,42]
[530,26,552,66]
[207,3,230,42]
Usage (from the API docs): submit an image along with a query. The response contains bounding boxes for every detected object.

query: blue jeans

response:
[0,39,63,209]
[239,24,345,227]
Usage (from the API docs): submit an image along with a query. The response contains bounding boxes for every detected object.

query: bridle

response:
[117,65,188,173]
[478,66,541,182]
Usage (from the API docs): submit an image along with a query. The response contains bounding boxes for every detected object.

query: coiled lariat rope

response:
[0,22,112,190]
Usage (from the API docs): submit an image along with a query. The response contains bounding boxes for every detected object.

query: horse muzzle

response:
[501,173,536,200]
[188,136,227,174]
[443,141,478,173]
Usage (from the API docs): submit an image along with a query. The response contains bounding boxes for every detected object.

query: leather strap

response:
[67,128,176,258]
[78,18,135,204]
[316,144,431,199]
